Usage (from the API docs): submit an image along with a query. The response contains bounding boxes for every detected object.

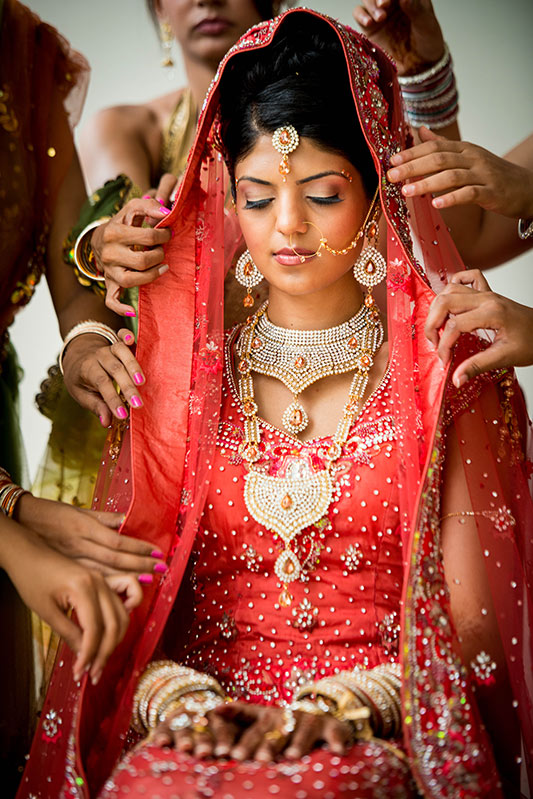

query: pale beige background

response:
[14,0,533,480]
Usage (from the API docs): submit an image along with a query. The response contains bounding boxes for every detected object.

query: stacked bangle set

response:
[0,467,28,518]
[399,44,459,130]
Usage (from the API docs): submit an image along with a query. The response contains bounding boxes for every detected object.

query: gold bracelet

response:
[58,320,119,376]
[440,508,516,529]
[73,217,110,282]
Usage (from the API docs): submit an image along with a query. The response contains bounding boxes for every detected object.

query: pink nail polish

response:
[134,372,144,385]
[156,196,165,204]
[130,395,143,408]
[99,414,106,426]
[159,207,171,214]
[125,310,136,317]
[138,573,154,584]
[124,334,134,343]
[151,549,164,559]
[154,562,168,574]
[116,406,128,419]
[142,193,151,199]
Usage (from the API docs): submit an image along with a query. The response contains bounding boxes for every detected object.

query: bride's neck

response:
[266,278,364,331]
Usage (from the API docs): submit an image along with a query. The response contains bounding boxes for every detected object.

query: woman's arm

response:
[79,105,161,193]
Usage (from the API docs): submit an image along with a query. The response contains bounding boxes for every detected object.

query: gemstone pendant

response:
[282,399,309,435]
[279,587,294,607]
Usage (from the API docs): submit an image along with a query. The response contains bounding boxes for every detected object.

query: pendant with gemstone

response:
[282,397,309,435]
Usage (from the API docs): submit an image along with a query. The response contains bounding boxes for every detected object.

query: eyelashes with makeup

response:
[243,194,342,210]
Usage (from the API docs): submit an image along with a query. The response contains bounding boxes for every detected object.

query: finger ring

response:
[192,723,210,735]
[265,729,285,743]
[169,713,192,732]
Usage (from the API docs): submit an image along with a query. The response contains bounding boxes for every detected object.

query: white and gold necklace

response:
[236,302,383,435]
[236,301,384,606]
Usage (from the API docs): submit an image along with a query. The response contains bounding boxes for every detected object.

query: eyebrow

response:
[236,171,350,187]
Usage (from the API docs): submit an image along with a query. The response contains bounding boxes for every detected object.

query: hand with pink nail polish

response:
[62,328,146,427]
[425,269,533,387]
[90,196,173,316]
[0,514,143,684]
[15,492,167,578]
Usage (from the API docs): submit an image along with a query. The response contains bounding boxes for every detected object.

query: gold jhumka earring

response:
[272,125,300,181]
[159,21,174,68]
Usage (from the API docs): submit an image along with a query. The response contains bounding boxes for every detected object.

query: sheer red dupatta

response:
[17,10,532,799]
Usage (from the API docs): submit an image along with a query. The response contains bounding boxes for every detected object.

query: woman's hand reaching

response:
[91,172,179,315]
[425,269,533,386]
[388,127,533,217]
[91,196,172,315]
[151,701,352,762]
[352,0,444,76]
[62,328,144,426]
[1,516,144,684]
[15,494,167,578]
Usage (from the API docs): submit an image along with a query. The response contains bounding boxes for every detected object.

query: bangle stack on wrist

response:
[72,218,110,282]
[132,660,226,732]
[0,467,29,518]
[518,218,533,240]
[398,44,459,130]
[58,320,119,376]
[294,662,401,740]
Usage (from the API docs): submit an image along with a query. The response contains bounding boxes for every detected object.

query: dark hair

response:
[219,15,377,197]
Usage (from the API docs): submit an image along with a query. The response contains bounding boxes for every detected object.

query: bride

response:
[19,9,532,799]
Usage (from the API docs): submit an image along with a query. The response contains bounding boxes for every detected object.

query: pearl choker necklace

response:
[236,302,384,435]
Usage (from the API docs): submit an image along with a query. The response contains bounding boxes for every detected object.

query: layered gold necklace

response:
[235,301,384,605]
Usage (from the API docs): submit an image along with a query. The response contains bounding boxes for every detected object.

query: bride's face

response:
[234,135,371,299]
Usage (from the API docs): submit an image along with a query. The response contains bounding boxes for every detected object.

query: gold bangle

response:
[73,218,110,282]
[58,320,119,376]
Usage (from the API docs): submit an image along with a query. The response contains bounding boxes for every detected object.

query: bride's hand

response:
[62,329,144,426]
[150,704,240,760]
[218,702,352,762]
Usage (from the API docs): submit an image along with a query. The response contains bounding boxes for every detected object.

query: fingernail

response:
[124,333,134,343]
[455,374,467,388]
[159,206,171,214]
[99,414,107,426]
[116,406,128,419]
[158,264,169,276]
[138,573,154,584]
[151,549,164,559]
[387,167,399,180]
[361,12,371,24]
[433,197,443,208]
[154,562,168,574]
[125,310,136,317]
[215,745,230,757]
[134,372,144,385]
[402,184,415,195]
[390,153,402,165]
[156,196,165,204]
[130,395,143,408]
[91,670,102,685]
[142,193,152,199]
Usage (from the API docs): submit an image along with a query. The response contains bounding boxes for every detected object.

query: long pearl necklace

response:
[236,301,384,605]
[236,302,383,435]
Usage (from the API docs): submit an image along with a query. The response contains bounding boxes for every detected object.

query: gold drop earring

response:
[352,199,386,309]
[235,250,264,308]
[159,21,174,68]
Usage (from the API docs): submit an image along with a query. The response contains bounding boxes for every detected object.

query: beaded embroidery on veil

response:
[17,9,533,799]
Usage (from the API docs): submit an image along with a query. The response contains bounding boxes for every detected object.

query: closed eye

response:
[244,198,273,210]
[308,194,342,205]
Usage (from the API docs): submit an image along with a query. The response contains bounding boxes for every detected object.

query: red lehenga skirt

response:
[99,738,416,798]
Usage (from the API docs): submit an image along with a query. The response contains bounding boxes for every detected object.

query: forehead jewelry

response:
[272,125,300,181]
[288,186,380,263]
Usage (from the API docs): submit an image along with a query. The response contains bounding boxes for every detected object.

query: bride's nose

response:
[275,193,308,238]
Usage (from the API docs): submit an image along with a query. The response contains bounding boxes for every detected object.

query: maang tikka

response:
[272,125,299,181]
[235,250,264,308]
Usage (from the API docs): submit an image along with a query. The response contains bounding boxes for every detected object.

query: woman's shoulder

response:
[84,88,186,140]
